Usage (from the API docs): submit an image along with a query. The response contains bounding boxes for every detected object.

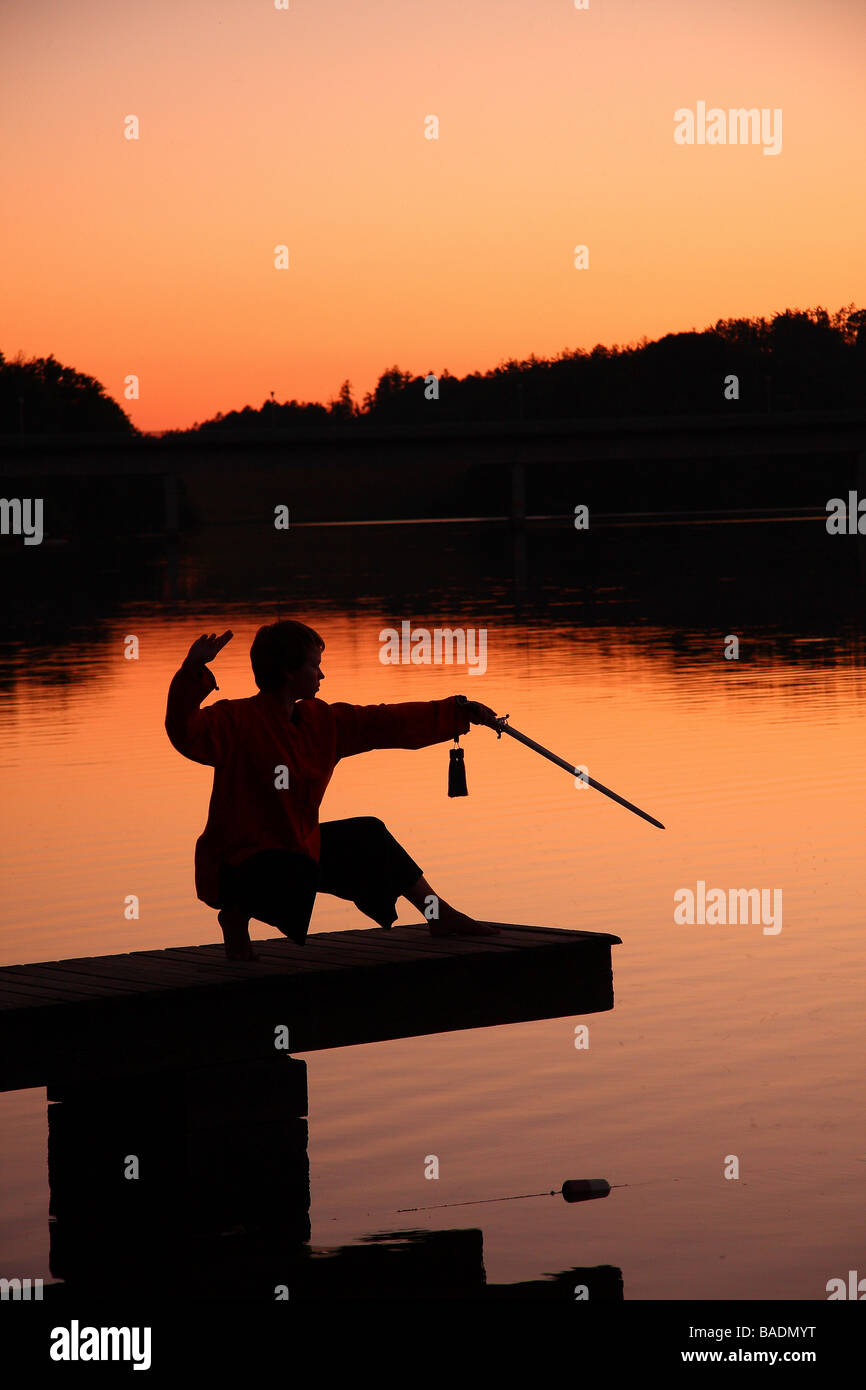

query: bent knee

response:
[356,815,388,835]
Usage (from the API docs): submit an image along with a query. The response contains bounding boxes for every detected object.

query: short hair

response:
[250,620,324,691]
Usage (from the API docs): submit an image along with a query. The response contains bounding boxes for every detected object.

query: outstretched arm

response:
[165,630,233,765]
[333,694,499,760]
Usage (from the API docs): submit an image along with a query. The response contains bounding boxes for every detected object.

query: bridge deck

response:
[0,923,620,1091]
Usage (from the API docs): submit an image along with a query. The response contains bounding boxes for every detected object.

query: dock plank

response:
[166,944,350,975]
[0,983,68,1010]
[33,957,200,987]
[129,952,254,978]
[321,933,513,962]
[128,952,309,987]
[348,924,607,957]
[0,970,132,1002]
[257,937,443,968]
[258,937,413,969]
[7,965,153,997]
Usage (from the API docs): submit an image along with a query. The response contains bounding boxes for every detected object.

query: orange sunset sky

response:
[3,0,865,432]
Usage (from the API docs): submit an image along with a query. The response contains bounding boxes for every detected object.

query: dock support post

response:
[858,448,866,590]
[46,1057,309,1297]
[162,472,179,533]
[510,459,526,528]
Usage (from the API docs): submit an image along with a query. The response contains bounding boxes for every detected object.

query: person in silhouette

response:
[166,620,501,959]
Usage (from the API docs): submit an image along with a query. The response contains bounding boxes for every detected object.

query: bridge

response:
[2,410,865,530]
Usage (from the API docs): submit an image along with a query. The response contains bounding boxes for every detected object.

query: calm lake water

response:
[1,515,864,1299]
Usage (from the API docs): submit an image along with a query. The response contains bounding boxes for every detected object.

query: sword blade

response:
[499,722,665,829]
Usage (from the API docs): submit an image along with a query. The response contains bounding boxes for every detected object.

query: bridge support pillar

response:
[510,460,526,527]
[162,472,180,532]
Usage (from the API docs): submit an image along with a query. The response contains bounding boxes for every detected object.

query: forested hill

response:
[176,305,866,437]
[0,352,137,435]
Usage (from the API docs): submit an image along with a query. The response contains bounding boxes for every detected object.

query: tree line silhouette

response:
[3,305,863,437]
[0,350,136,435]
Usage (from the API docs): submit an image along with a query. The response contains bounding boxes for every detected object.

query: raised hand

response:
[183,630,233,671]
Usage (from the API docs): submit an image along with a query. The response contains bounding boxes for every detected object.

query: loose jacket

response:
[165,664,470,907]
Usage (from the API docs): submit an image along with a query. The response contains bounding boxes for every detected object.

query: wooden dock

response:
[0,922,620,1091]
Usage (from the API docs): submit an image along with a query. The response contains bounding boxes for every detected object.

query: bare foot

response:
[218,909,259,961]
[428,910,500,937]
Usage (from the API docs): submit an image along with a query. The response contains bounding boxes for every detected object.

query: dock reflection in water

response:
[43,1055,623,1303]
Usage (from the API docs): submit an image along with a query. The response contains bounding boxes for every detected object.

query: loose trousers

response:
[216,816,422,945]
